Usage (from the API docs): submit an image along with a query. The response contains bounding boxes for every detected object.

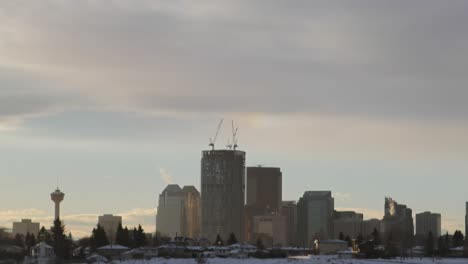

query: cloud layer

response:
[1,0,468,126]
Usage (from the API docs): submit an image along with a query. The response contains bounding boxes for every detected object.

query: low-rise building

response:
[333,211,363,239]
[98,214,122,243]
[252,214,287,248]
[12,219,40,237]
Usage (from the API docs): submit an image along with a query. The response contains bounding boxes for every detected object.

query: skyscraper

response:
[415,211,441,238]
[245,166,282,243]
[201,149,246,243]
[50,188,65,220]
[156,184,201,238]
[382,197,414,249]
[246,166,282,213]
[297,191,334,246]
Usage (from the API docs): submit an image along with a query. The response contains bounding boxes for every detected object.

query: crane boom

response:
[209,119,224,150]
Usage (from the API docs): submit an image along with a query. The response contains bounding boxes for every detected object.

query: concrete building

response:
[297,191,334,246]
[201,149,246,243]
[382,197,414,248]
[156,184,201,238]
[362,219,382,239]
[252,214,287,248]
[245,166,282,243]
[50,188,65,220]
[281,201,298,246]
[416,211,441,238]
[333,211,363,239]
[98,214,122,243]
[12,219,40,237]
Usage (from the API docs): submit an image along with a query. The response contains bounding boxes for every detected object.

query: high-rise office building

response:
[297,191,334,246]
[98,214,122,243]
[333,211,363,239]
[201,149,246,243]
[281,201,297,246]
[246,166,282,213]
[382,197,414,248]
[181,186,201,238]
[245,166,282,243]
[156,184,201,238]
[416,211,441,238]
[12,219,40,237]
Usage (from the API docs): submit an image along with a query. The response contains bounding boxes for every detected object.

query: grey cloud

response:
[0,0,467,122]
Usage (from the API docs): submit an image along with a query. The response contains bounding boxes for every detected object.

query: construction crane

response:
[209,119,224,150]
[231,120,239,150]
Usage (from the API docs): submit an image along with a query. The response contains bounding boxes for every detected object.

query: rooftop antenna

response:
[56,175,59,190]
[231,120,239,150]
[209,119,224,150]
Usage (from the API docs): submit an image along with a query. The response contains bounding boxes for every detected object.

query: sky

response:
[1,0,468,238]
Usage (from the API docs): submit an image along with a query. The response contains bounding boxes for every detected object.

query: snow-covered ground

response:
[116,255,468,264]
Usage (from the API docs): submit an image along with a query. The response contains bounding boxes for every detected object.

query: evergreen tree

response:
[125,227,135,248]
[438,235,448,257]
[444,232,450,251]
[14,234,24,248]
[227,232,238,245]
[214,234,224,246]
[51,218,72,259]
[25,233,37,254]
[115,223,126,246]
[453,230,464,247]
[37,226,52,244]
[134,225,147,248]
[90,224,109,250]
[425,232,434,257]
[338,232,344,241]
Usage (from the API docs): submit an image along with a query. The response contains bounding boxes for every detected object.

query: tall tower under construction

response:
[201,149,246,243]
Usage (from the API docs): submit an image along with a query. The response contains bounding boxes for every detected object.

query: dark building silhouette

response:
[246,166,282,212]
[281,201,298,246]
[297,191,334,246]
[201,150,246,243]
[244,166,283,244]
[382,197,414,250]
[333,211,364,239]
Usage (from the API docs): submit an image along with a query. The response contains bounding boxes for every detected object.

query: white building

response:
[12,219,40,237]
[156,184,200,238]
[98,214,122,243]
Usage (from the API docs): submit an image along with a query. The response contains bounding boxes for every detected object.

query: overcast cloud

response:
[1,1,468,236]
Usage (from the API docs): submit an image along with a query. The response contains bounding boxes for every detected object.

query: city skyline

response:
[1,0,468,238]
